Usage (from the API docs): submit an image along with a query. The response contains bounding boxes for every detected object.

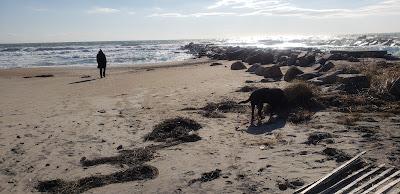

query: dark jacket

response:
[96,50,107,68]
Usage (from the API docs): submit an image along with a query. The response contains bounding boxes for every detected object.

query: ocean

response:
[1,33,399,69]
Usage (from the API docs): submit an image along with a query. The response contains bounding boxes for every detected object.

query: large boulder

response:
[264,65,283,79]
[255,65,283,79]
[231,61,247,70]
[309,70,343,85]
[284,67,304,82]
[388,78,400,98]
[336,74,370,92]
[246,63,261,73]
[317,61,335,72]
[297,52,316,67]
[255,66,267,76]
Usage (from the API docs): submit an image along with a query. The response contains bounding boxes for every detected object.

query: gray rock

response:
[336,74,370,92]
[296,72,321,80]
[297,52,316,67]
[255,66,267,76]
[246,63,261,73]
[389,78,400,98]
[262,65,283,79]
[288,54,298,66]
[348,56,360,62]
[310,70,343,85]
[284,67,304,82]
[318,61,335,72]
[231,61,247,70]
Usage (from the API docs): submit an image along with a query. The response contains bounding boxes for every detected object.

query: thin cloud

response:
[151,0,400,18]
[149,12,236,18]
[29,7,49,12]
[87,7,121,14]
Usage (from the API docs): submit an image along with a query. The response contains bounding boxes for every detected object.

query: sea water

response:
[1,33,399,69]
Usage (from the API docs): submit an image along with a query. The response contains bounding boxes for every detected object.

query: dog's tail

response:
[239,98,251,104]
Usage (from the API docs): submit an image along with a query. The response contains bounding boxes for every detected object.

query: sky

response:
[0,0,400,43]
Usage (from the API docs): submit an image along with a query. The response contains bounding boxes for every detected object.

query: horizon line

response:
[1,31,400,45]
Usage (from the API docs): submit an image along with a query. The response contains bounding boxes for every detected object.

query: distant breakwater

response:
[182,42,399,67]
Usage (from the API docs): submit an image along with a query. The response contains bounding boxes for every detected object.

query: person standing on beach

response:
[96,49,107,78]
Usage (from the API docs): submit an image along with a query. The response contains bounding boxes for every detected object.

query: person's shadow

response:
[245,117,287,135]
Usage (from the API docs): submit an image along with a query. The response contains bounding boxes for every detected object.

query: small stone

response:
[117,145,123,150]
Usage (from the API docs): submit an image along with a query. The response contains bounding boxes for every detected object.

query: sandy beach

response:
[1,58,399,193]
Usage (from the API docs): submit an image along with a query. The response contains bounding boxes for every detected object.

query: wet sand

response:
[0,58,399,193]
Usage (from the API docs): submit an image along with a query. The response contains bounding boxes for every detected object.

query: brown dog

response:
[239,88,288,125]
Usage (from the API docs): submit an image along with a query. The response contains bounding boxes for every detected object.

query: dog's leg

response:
[267,107,274,123]
[250,103,255,126]
[257,103,263,126]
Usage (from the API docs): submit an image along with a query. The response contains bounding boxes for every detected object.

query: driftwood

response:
[296,151,400,194]
[298,151,366,194]
[360,170,400,194]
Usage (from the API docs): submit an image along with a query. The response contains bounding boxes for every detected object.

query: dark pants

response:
[99,67,106,78]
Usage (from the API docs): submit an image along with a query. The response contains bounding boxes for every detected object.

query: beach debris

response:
[297,157,400,194]
[202,100,246,114]
[188,169,221,185]
[288,109,314,124]
[180,107,198,111]
[97,110,106,113]
[80,147,154,167]
[305,132,334,145]
[200,111,226,118]
[80,75,91,78]
[277,178,305,191]
[23,74,54,78]
[144,117,202,142]
[36,165,158,194]
[323,147,351,163]
[116,145,123,150]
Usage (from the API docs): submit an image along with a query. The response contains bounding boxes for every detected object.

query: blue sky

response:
[0,0,399,43]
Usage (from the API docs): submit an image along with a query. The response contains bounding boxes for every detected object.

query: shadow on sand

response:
[68,78,97,85]
[246,118,287,135]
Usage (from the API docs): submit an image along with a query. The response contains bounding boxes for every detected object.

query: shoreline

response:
[0,58,213,78]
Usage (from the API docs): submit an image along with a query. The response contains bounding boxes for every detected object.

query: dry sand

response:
[0,59,399,193]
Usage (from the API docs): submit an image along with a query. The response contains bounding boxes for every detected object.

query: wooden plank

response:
[320,165,371,194]
[294,181,315,194]
[374,177,400,194]
[300,151,366,194]
[334,164,385,194]
[349,168,393,194]
[361,170,400,194]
